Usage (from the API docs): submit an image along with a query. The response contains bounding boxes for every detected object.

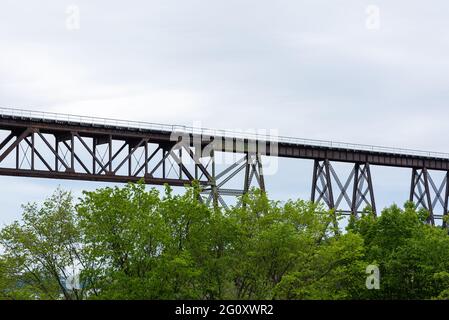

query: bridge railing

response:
[1,107,449,159]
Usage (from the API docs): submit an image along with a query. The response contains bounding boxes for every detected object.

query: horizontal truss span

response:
[2,107,448,159]
[1,108,449,170]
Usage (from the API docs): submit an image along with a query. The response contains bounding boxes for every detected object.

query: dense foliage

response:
[1,182,449,300]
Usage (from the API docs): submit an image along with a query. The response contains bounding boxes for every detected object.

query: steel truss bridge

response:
[1,107,449,226]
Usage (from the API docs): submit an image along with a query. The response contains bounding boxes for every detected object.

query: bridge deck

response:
[1,107,449,170]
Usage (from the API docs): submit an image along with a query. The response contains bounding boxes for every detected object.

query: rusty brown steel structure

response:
[1,108,449,222]
[0,109,269,210]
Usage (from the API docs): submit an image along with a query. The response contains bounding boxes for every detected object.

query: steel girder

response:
[0,126,266,209]
[311,160,376,217]
[0,127,206,186]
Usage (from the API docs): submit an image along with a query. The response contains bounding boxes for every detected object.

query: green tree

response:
[77,182,216,299]
[2,183,449,300]
[349,202,449,299]
[0,188,85,300]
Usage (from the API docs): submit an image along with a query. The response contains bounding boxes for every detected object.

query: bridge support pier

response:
[200,152,265,210]
[409,168,449,226]
[311,160,376,217]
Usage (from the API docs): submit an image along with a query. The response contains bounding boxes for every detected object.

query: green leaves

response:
[2,183,449,300]
[0,187,84,300]
[349,203,449,300]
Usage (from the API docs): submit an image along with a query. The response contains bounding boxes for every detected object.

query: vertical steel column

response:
[365,163,377,216]
[15,139,19,169]
[162,149,166,179]
[179,148,182,180]
[55,138,59,172]
[256,153,266,192]
[351,163,360,215]
[211,149,218,208]
[93,138,97,174]
[243,153,250,194]
[444,171,449,228]
[108,135,113,174]
[351,163,360,216]
[410,168,435,225]
[70,133,75,172]
[423,168,435,225]
[30,132,35,171]
[195,159,198,180]
[144,142,148,176]
[324,160,335,209]
[410,168,417,203]
[311,159,319,203]
[128,144,132,177]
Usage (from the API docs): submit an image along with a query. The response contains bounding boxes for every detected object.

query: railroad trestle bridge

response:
[1,107,449,226]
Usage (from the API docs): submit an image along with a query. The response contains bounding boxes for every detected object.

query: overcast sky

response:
[1,1,449,225]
